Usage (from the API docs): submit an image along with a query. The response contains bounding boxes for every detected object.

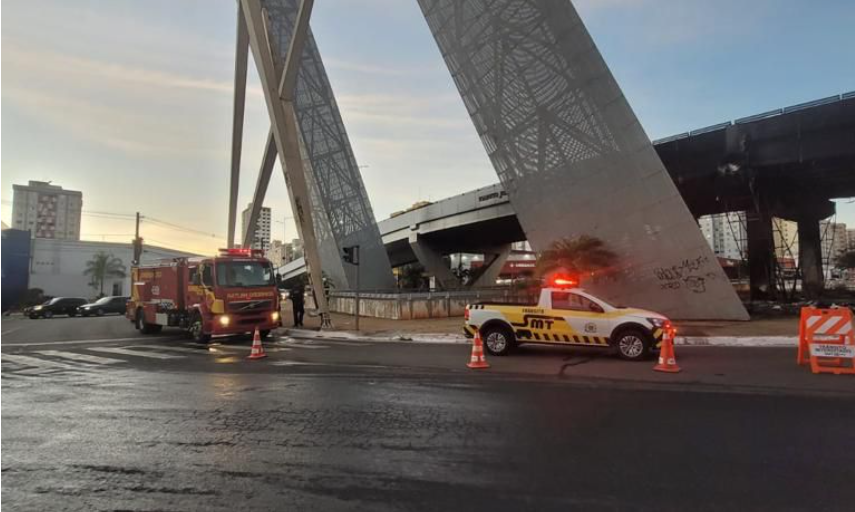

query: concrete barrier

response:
[327,289,533,319]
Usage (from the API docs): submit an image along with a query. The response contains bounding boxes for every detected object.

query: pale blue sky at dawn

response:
[2,0,854,254]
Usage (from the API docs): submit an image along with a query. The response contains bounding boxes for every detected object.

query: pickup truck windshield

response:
[215,261,275,288]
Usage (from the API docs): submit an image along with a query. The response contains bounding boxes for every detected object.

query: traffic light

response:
[342,245,359,265]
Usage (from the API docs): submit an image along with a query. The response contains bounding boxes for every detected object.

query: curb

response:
[283,329,799,347]
[676,336,798,347]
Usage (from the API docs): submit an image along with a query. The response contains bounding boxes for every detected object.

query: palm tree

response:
[536,235,618,279]
[83,252,127,297]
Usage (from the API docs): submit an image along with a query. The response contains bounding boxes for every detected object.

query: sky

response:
[2,0,854,255]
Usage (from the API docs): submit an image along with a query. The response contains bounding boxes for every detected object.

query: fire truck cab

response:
[127,248,281,343]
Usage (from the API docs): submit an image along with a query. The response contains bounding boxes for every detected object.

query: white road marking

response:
[276,342,329,349]
[2,336,179,347]
[1,354,82,370]
[16,367,62,376]
[123,345,214,355]
[270,360,391,369]
[36,350,126,365]
[89,347,183,360]
[1,326,24,336]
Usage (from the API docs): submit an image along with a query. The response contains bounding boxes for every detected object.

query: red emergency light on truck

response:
[127,248,281,343]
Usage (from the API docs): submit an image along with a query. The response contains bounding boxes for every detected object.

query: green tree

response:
[398,263,426,289]
[536,235,618,278]
[83,252,127,297]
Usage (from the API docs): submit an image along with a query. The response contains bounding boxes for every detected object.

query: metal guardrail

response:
[652,132,690,145]
[735,108,784,125]
[783,95,841,114]
[654,92,851,144]
[689,121,732,136]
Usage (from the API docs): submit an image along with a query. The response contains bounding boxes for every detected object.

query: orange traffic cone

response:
[654,329,681,373]
[248,327,267,360]
[467,331,490,369]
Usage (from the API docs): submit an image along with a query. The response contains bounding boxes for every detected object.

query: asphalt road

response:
[3,315,855,511]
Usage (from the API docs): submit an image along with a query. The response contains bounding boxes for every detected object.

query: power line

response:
[141,216,224,239]
[144,237,206,255]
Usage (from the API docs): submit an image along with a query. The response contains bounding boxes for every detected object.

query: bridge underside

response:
[658,95,855,298]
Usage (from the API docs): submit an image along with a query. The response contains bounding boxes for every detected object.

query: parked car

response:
[28,297,88,319]
[78,296,130,317]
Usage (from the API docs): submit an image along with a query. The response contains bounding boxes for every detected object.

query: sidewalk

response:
[281,303,802,346]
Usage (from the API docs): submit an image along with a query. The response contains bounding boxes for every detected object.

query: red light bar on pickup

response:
[549,274,578,288]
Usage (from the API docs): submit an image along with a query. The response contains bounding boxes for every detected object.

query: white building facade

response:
[12,181,82,240]
[697,212,746,261]
[29,239,198,300]
[241,203,271,250]
[821,221,848,265]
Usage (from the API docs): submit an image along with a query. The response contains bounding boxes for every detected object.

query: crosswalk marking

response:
[1,354,82,370]
[16,367,62,376]
[275,341,329,350]
[36,350,126,365]
[89,347,183,360]
[123,345,213,355]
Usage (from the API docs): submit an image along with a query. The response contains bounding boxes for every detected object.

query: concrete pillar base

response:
[747,210,776,300]
[408,234,459,289]
[470,244,512,288]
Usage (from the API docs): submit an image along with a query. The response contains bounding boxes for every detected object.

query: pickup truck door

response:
[548,291,613,346]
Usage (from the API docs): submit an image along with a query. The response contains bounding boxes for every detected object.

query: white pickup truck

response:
[464,285,672,361]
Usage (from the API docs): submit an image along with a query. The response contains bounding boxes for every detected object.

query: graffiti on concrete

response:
[655,256,711,293]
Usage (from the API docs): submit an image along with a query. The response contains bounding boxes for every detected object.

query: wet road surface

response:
[3,316,855,510]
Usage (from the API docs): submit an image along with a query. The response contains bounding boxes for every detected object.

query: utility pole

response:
[132,212,143,265]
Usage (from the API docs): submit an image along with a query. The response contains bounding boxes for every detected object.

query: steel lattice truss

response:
[261,0,394,289]
[419,0,621,191]
[418,0,748,320]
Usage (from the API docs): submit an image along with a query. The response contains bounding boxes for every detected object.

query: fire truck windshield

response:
[215,261,275,288]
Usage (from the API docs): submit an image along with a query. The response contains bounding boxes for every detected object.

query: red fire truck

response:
[127,248,281,343]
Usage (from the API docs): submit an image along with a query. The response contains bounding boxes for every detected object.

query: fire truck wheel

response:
[189,313,211,343]
[137,309,162,334]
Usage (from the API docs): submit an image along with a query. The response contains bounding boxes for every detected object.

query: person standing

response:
[289,283,305,327]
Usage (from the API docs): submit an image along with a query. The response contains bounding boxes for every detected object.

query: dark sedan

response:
[28,297,88,319]
[78,296,130,317]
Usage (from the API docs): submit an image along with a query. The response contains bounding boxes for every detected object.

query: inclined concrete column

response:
[746,210,777,300]
[470,244,512,288]
[408,233,459,289]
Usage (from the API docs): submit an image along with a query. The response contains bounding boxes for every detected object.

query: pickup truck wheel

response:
[481,325,514,356]
[613,329,651,361]
[189,314,211,343]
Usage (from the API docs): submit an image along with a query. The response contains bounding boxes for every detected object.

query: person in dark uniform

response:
[289,283,305,327]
